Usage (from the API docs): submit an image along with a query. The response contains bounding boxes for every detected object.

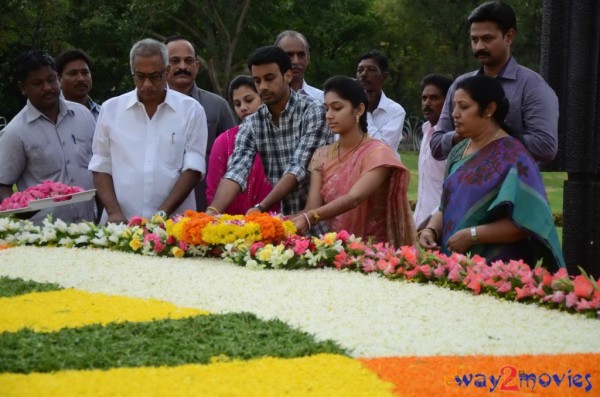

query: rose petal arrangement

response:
[0,181,84,211]
[0,211,598,318]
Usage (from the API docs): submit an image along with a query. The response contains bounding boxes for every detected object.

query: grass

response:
[0,312,346,373]
[400,151,566,215]
[0,277,346,373]
[0,276,62,298]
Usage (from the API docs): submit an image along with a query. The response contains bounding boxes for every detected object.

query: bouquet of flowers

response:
[166,210,295,247]
[0,181,84,211]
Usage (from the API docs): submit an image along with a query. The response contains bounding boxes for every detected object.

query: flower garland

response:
[0,214,598,318]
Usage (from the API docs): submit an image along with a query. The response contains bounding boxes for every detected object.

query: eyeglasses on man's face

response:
[132,71,165,83]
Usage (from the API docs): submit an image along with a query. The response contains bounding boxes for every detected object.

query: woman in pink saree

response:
[205,76,278,214]
[292,76,416,247]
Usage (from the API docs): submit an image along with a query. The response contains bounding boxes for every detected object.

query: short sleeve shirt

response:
[0,98,96,223]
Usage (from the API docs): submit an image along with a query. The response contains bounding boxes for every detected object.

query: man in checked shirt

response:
[206,46,332,216]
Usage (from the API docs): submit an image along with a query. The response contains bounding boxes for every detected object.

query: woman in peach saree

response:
[292,76,415,247]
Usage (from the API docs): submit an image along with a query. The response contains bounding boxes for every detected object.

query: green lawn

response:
[400,151,566,215]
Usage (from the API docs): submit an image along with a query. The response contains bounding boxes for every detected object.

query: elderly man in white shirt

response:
[275,30,324,102]
[357,50,406,152]
[413,74,453,228]
[89,38,207,224]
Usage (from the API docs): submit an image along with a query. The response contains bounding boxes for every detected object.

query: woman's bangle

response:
[207,206,220,214]
[418,227,439,241]
[302,212,312,227]
[309,210,320,223]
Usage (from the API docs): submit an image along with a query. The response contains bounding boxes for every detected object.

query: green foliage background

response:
[0,0,542,122]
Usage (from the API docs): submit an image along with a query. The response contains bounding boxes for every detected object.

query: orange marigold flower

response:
[245,212,285,243]
[181,216,213,245]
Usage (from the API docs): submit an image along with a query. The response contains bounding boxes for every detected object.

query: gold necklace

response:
[462,128,502,158]
[337,134,366,163]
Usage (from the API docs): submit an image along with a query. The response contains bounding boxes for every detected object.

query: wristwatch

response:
[253,203,266,213]
[155,210,167,219]
[470,227,478,242]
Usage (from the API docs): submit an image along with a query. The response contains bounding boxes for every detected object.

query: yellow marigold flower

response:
[171,247,185,258]
[129,238,143,251]
[166,218,188,241]
[282,220,297,235]
[323,232,337,245]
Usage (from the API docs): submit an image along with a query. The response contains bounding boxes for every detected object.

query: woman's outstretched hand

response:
[291,214,310,235]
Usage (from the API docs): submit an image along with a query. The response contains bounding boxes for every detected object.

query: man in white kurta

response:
[89,39,207,223]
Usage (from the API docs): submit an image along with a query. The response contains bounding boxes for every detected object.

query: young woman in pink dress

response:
[205,76,278,214]
[292,76,415,247]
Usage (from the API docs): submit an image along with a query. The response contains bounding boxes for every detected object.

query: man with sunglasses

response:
[88,38,208,224]
[164,35,235,212]
[0,49,96,224]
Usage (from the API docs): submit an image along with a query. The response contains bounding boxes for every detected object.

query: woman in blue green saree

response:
[418,76,565,271]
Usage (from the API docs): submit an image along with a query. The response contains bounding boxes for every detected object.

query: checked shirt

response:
[224,90,332,215]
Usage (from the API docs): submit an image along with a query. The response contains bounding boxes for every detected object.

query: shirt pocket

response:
[71,133,93,168]
[163,131,186,170]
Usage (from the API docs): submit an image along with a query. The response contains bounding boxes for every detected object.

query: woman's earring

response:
[356,115,360,124]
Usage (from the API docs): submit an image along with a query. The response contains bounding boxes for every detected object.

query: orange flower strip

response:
[359,353,599,396]
[245,212,286,243]
[181,212,214,246]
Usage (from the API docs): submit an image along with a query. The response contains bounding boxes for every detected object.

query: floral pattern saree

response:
[441,136,565,271]
[310,138,416,247]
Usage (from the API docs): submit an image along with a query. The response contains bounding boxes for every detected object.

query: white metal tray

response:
[0,189,96,217]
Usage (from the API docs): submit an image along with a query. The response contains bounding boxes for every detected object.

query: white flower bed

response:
[1,246,598,358]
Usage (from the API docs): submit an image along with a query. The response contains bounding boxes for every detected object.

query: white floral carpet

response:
[1,246,598,358]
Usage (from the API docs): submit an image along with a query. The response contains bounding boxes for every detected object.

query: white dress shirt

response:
[414,121,446,227]
[298,80,324,102]
[366,91,406,152]
[89,88,207,220]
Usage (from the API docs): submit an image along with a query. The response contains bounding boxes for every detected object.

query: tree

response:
[0,0,73,120]
[371,0,543,116]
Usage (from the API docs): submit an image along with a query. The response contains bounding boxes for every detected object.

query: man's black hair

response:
[420,74,453,97]
[358,50,389,73]
[55,48,93,76]
[468,1,517,34]
[15,49,55,82]
[247,45,292,75]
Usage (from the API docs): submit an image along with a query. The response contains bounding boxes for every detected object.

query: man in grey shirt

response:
[164,35,236,212]
[430,1,558,164]
[0,50,95,224]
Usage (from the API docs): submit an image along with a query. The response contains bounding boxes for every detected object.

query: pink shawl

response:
[206,126,278,214]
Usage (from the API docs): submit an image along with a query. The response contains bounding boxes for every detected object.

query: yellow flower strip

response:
[360,353,600,396]
[0,289,208,333]
[0,354,395,397]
